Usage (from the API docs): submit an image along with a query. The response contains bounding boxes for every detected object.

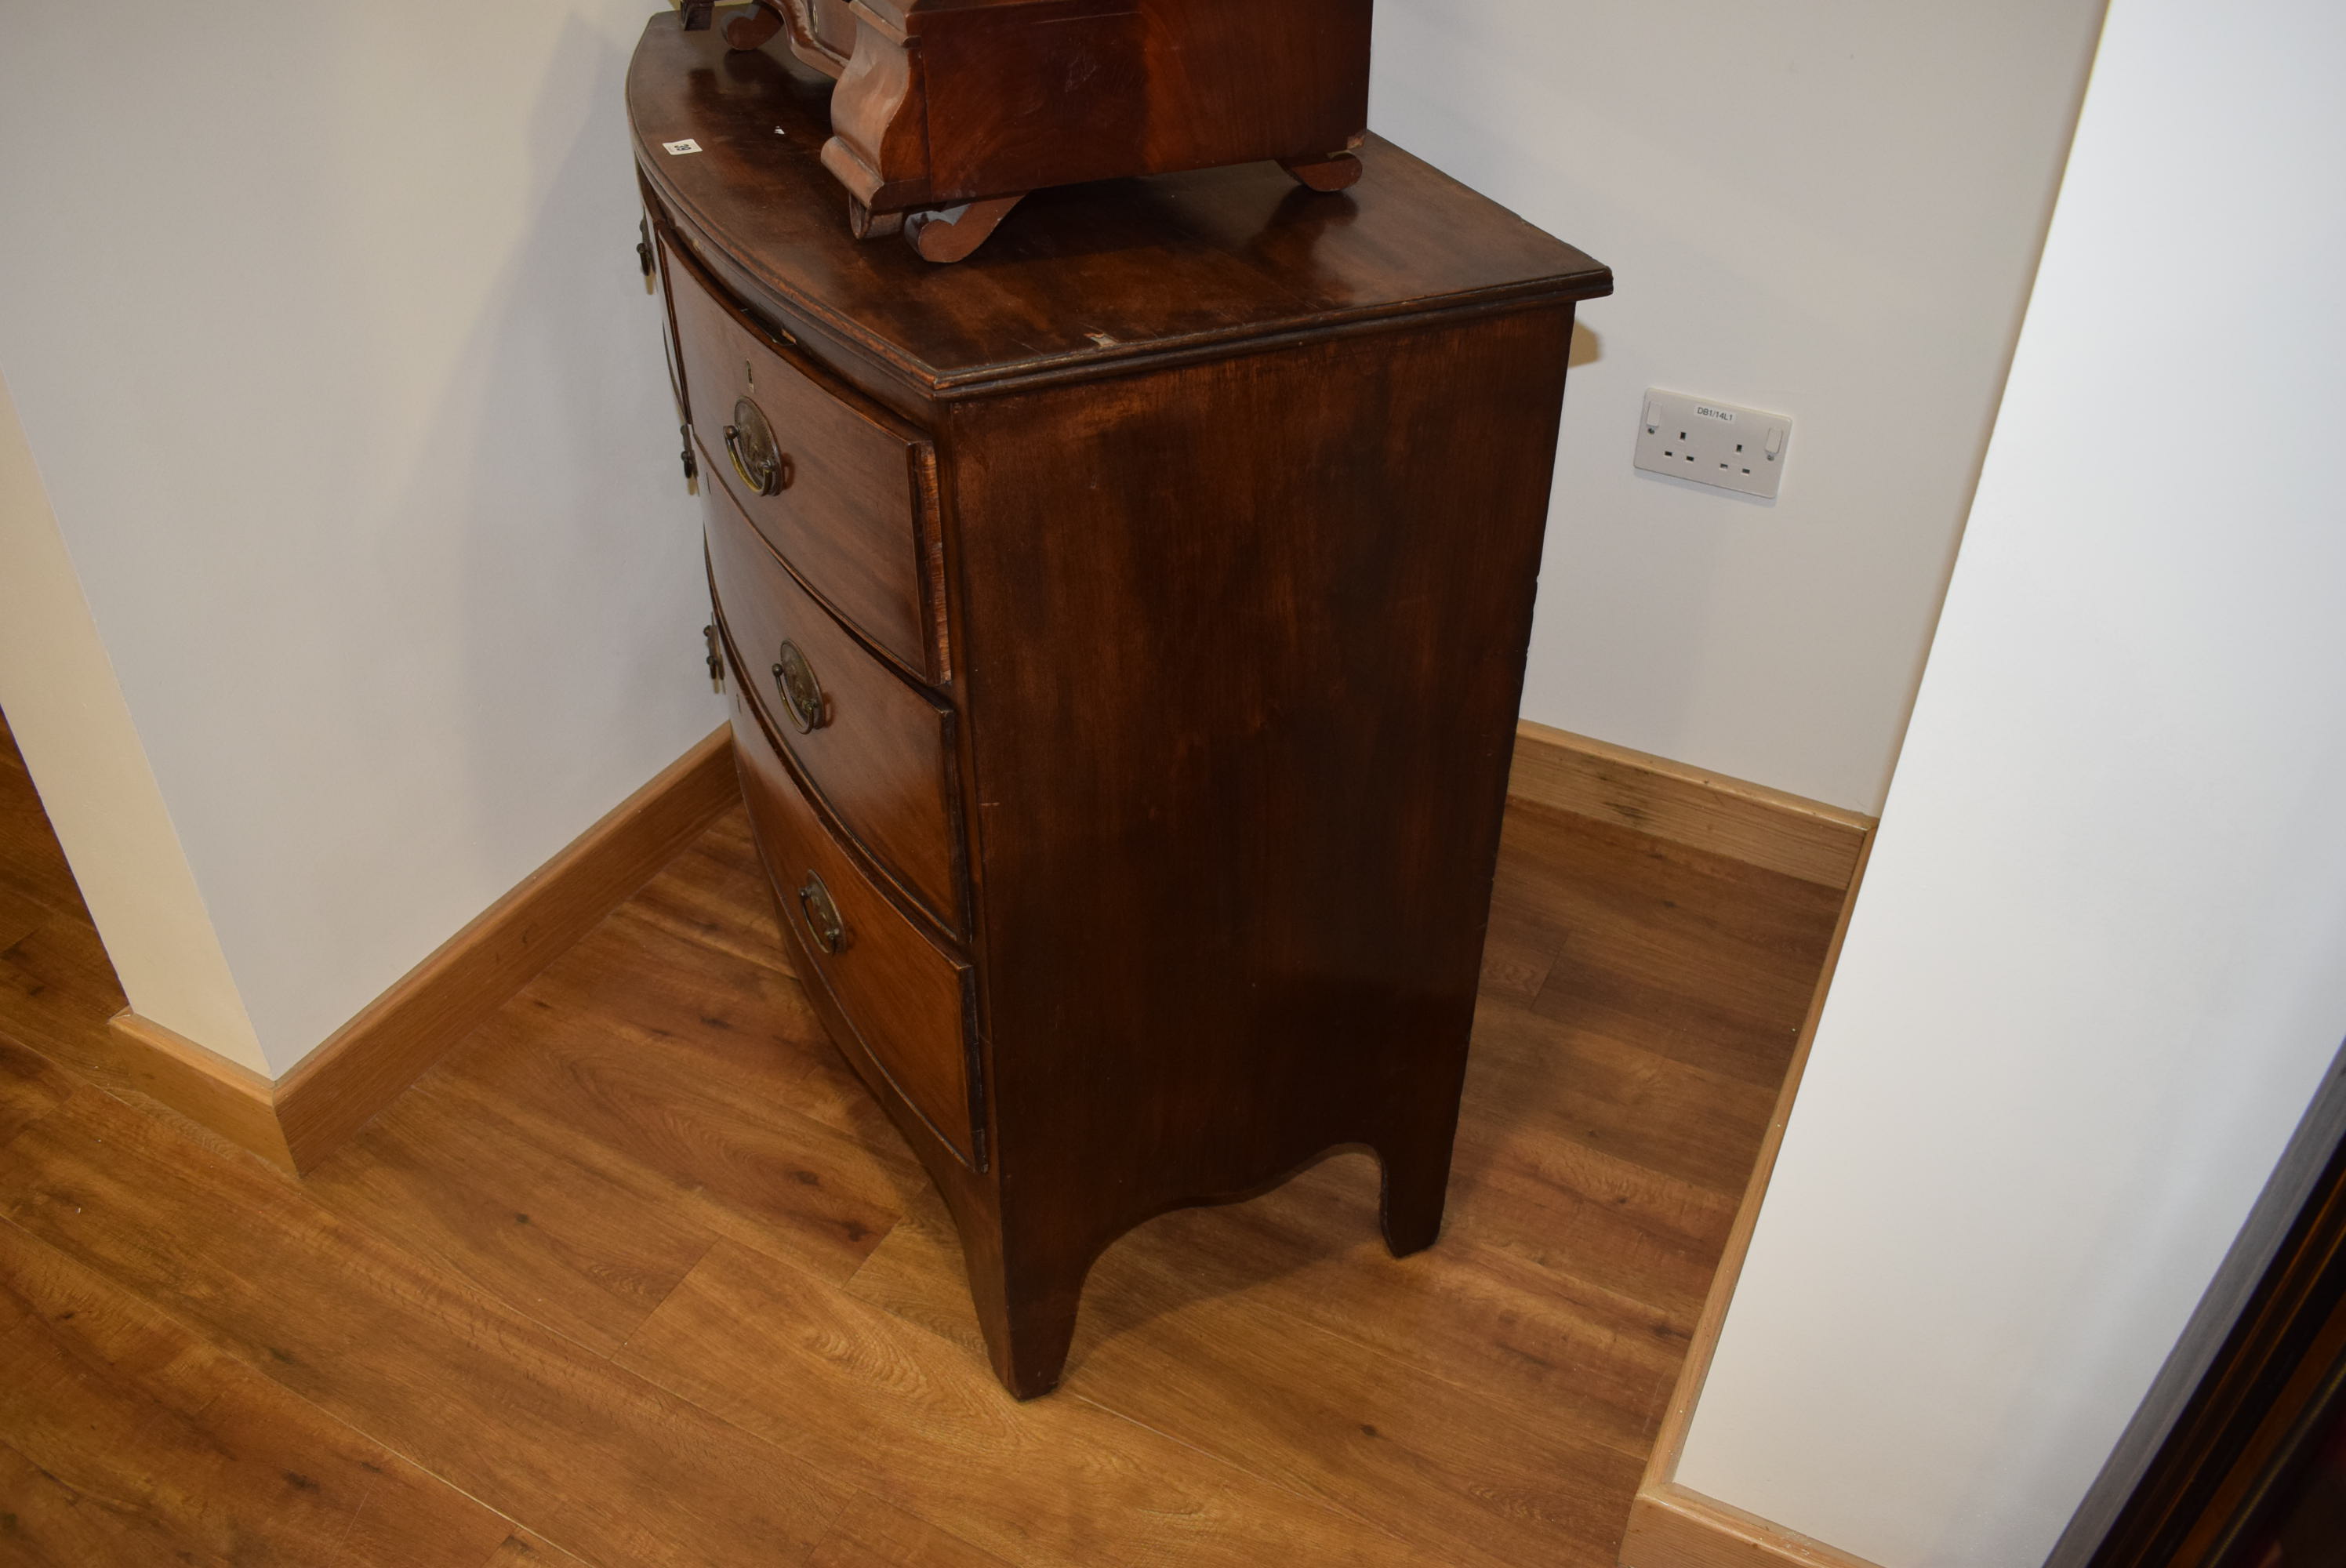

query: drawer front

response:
[732,690,982,1168]
[664,234,944,680]
[705,475,966,933]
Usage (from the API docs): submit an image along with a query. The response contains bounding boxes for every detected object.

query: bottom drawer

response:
[732,688,982,1167]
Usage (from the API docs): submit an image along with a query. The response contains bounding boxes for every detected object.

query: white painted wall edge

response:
[1668,0,2346,1559]
[0,372,267,1076]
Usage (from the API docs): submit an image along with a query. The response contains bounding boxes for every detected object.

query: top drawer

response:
[663,234,946,682]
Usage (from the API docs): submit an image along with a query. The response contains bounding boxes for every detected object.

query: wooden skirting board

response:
[1627,1481,1890,1568]
[1617,824,1881,1568]
[1509,720,1870,888]
[88,1011,298,1174]
[104,726,739,1175]
[95,718,1862,1182]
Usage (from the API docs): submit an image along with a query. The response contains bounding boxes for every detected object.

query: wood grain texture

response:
[0,914,123,1085]
[630,16,1609,399]
[0,729,86,927]
[0,697,1843,1566]
[297,1066,730,1357]
[0,887,42,965]
[924,307,1584,1392]
[0,1087,852,1568]
[806,1491,1018,1568]
[0,1217,514,1567]
[1622,830,1876,1568]
[306,891,919,1353]
[0,812,128,1098]
[0,718,127,1156]
[475,1534,596,1568]
[0,1034,72,1149]
[619,804,803,971]
[273,724,740,1171]
[100,1011,295,1174]
[842,1184,1644,1568]
[1509,720,1872,891]
[619,1236,1465,1568]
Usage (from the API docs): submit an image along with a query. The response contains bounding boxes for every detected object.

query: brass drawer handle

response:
[723,397,794,496]
[771,641,828,733]
[797,873,845,954]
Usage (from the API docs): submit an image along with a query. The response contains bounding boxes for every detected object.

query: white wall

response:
[0,2,719,1074]
[1672,2,2346,1563]
[0,374,269,1074]
[1371,0,2105,813]
[0,3,2115,1068]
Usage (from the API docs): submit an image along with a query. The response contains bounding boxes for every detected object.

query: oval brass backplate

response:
[723,397,793,496]
[797,872,844,954]
[771,640,826,733]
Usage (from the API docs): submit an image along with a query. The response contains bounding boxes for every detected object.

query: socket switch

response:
[1632,390,1791,500]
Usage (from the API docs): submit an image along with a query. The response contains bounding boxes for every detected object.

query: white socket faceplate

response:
[1632,390,1792,500]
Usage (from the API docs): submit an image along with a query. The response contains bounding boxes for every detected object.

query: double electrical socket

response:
[1632,389,1792,501]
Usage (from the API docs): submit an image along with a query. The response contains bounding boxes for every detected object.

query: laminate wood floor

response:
[0,711,1843,1568]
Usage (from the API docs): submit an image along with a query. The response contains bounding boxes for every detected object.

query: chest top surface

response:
[628,10,1611,394]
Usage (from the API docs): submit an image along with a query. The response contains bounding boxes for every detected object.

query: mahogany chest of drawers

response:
[629,12,1611,1397]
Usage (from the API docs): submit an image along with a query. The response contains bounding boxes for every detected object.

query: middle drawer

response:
[705,477,968,935]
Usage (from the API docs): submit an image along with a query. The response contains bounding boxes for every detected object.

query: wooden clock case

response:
[679,0,1372,259]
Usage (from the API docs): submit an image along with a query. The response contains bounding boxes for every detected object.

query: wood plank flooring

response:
[0,711,1843,1567]
[0,717,128,1105]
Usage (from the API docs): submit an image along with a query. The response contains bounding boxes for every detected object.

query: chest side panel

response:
[945,309,1578,1224]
